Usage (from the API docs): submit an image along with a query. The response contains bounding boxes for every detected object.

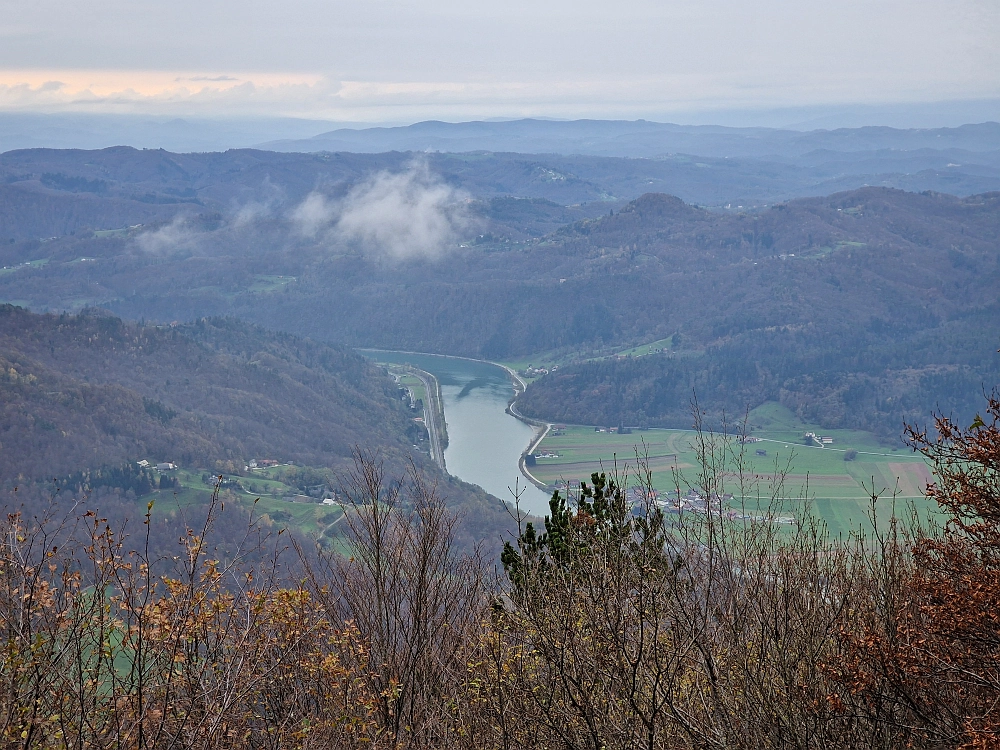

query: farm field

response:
[526,402,937,535]
[612,337,675,358]
[498,338,706,385]
[0,258,48,275]
[161,467,344,541]
[247,274,297,293]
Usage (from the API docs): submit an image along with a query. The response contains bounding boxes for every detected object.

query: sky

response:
[0,0,998,124]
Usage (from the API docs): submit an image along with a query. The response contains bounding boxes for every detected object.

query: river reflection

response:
[359,350,552,516]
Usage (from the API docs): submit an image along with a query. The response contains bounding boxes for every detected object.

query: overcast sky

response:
[0,0,998,123]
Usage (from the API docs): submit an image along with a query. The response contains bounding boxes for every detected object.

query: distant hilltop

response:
[256,118,1000,159]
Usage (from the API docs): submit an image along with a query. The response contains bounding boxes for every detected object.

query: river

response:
[359,350,552,516]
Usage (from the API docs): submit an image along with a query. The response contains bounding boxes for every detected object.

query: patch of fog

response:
[135,163,471,259]
[289,161,471,258]
[135,215,200,254]
[289,191,336,238]
[335,161,470,259]
[231,179,287,228]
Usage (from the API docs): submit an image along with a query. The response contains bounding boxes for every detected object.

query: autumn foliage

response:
[3,393,1000,748]
[0,493,377,749]
[831,393,1000,748]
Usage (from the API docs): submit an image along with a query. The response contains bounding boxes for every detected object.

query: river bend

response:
[360,350,552,516]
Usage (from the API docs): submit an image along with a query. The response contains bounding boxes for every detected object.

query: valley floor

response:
[525,402,936,535]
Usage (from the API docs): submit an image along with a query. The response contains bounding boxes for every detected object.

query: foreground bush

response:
[2,394,1000,749]
[0,495,377,749]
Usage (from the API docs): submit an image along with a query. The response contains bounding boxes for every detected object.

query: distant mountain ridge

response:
[257,118,1000,159]
[2,143,999,245]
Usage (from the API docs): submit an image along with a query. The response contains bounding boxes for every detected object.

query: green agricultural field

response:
[527,402,937,535]
[497,338,703,386]
[0,258,48,275]
[393,370,428,407]
[612,337,675,358]
[166,467,342,540]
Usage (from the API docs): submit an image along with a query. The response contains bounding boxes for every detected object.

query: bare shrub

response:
[833,393,1000,749]
[301,451,489,748]
[0,488,377,749]
[485,413,898,750]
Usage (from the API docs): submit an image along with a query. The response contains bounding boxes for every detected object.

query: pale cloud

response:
[230,178,288,228]
[136,216,200,254]
[0,68,997,123]
[335,162,470,258]
[0,71,329,117]
[231,200,275,228]
[287,163,471,258]
[289,192,336,238]
[130,165,471,260]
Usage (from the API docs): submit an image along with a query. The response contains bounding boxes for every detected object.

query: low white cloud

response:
[230,177,287,228]
[231,200,272,227]
[286,163,470,258]
[334,163,469,259]
[289,191,336,238]
[136,215,199,254]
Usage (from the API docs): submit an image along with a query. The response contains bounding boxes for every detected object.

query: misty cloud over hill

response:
[1,156,997,441]
[2,134,1000,250]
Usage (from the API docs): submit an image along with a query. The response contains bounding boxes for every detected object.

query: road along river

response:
[359,350,552,517]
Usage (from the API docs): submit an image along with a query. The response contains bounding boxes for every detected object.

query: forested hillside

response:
[1,142,998,439]
[0,306,429,481]
[1,135,999,243]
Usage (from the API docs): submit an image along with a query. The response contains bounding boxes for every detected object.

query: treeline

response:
[0,480,302,581]
[5,396,1000,748]
[58,461,162,497]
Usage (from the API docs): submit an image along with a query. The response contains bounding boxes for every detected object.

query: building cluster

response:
[136,459,176,471]
[593,425,631,434]
[625,487,797,526]
[247,459,280,469]
[804,432,834,445]
[518,364,559,378]
[656,488,732,515]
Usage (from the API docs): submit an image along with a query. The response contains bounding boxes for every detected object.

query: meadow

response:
[167,466,343,540]
[527,402,937,535]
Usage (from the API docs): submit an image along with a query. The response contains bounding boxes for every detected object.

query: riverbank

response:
[397,365,448,471]
[359,349,552,515]
[494,362,557,495]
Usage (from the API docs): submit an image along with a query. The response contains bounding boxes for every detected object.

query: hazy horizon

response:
[1,0,997,125]
[2,98,1000,155]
